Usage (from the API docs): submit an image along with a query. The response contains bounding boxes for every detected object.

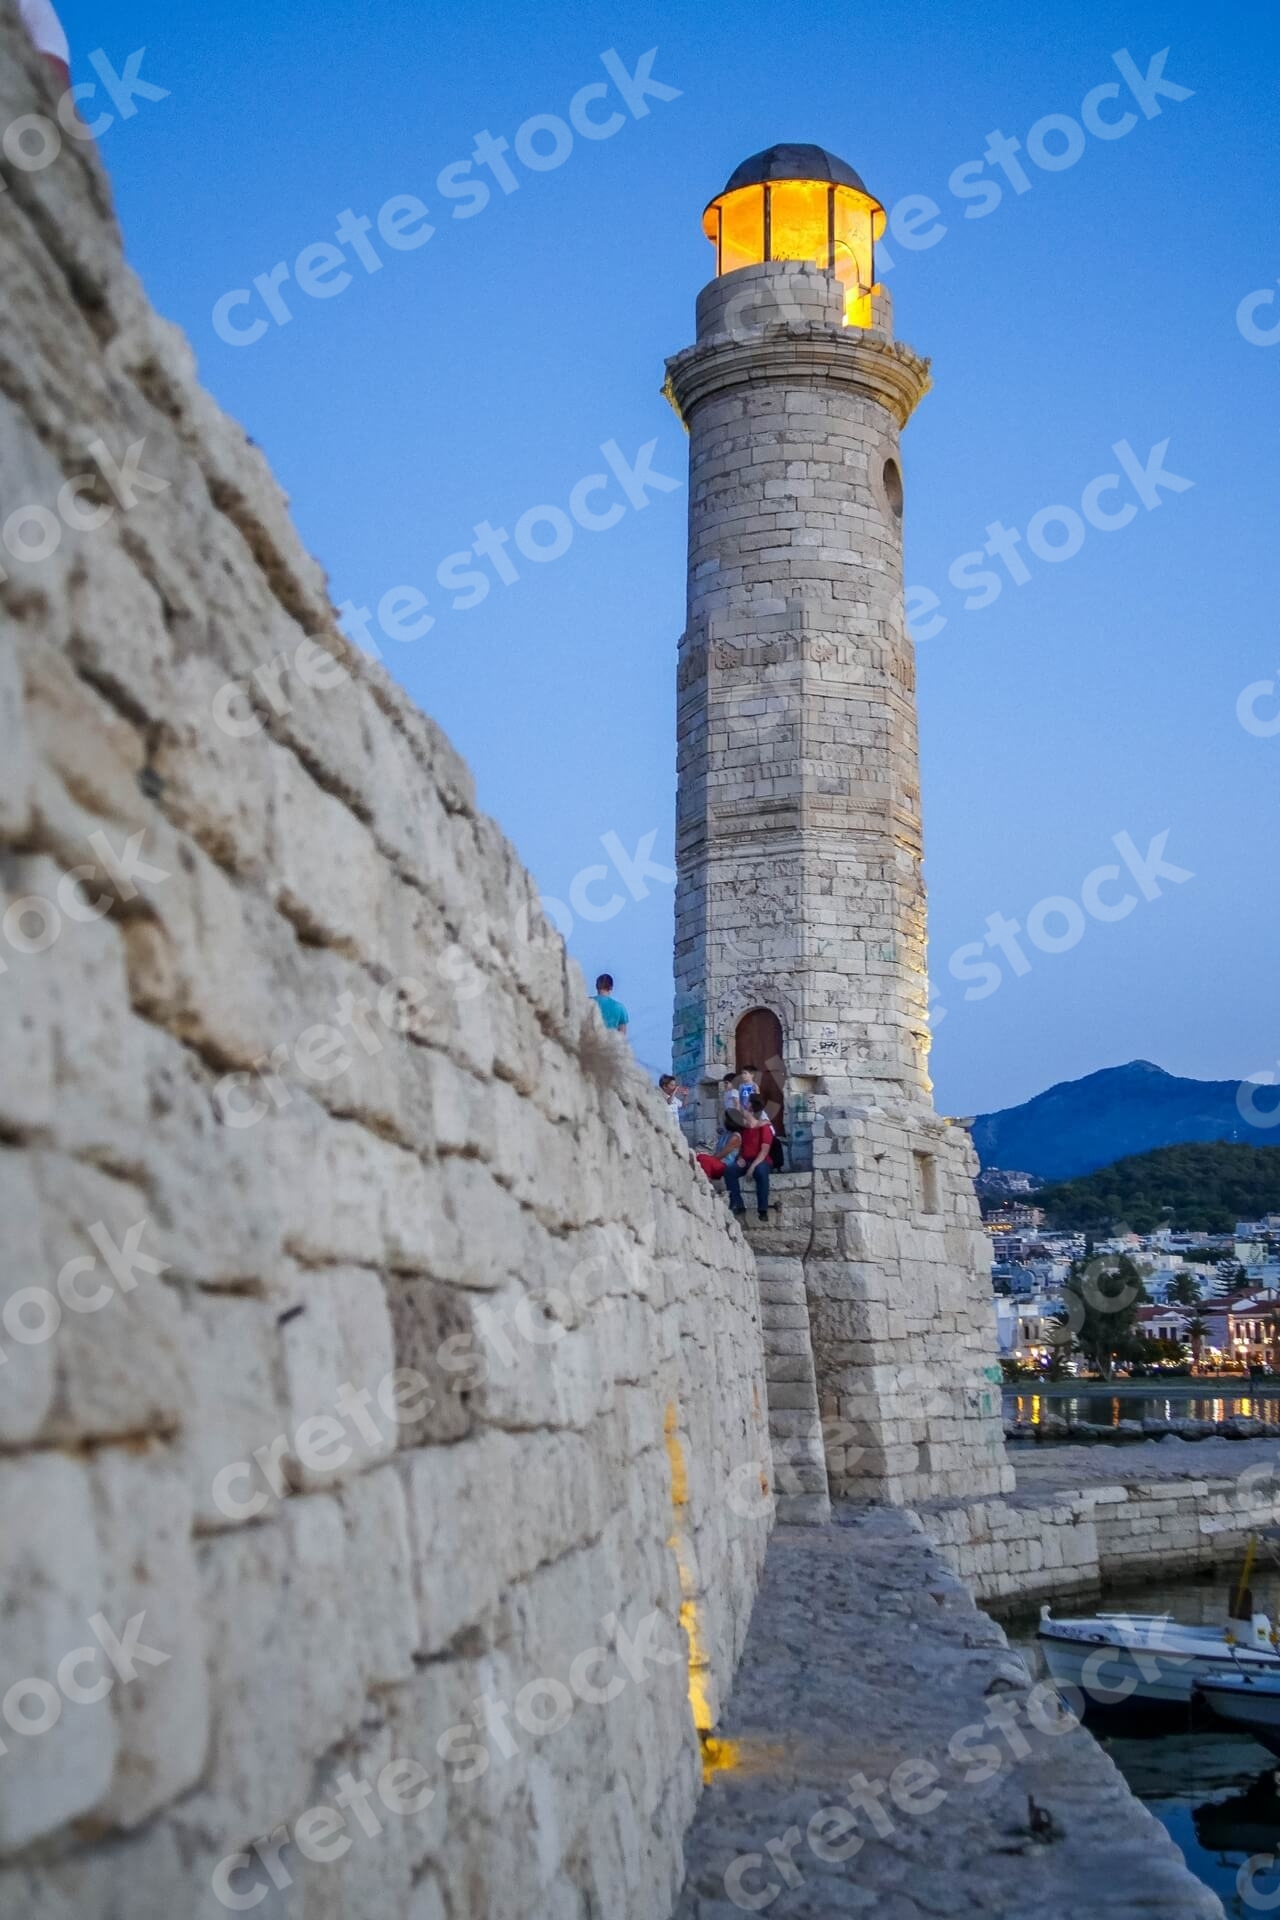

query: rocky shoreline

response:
[1005,1414,1278,1444]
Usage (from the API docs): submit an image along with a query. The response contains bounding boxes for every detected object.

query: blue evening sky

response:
[62,0,1280,1115]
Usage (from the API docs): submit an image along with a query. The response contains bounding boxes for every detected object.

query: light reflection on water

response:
[1011,1571,1280,1915]
[1005,1389,1280,1428]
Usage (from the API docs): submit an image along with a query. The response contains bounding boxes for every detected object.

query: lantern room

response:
[702,143,886,329]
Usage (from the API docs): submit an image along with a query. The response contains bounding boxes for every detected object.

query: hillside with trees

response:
[1033,1142,1280,1233]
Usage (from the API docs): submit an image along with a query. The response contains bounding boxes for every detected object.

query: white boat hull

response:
[1197,1675,1280,1752]
[1039,1614,1280,1709]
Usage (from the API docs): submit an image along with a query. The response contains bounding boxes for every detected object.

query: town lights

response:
[700,142,885,327]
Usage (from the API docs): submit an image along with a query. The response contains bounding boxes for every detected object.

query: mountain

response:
[971,1060,1276,1184]
[1033,1142,1280,1235]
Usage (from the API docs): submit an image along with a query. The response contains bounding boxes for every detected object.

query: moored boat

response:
[1037,1604,1280,1708]
[1195,1671,1280,1756]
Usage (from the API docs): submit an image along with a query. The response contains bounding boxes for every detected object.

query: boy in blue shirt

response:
[593,974,629,1033]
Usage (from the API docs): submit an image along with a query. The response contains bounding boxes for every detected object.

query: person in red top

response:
[724,1095,773,1221]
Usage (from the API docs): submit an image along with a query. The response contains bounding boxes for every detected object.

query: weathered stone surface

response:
[0,21,772,1909]
[675,1508,1221,1920]
[0,1455,115,1853]
[919,1435,1280,1605]
[89,1447,208,1827]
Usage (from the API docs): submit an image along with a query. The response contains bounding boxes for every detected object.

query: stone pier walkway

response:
[675,1507,1222,1918]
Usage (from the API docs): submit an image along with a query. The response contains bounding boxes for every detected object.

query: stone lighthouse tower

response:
[665,145,1013,1507]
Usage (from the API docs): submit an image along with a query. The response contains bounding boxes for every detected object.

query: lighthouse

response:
[665,144,1013,1505]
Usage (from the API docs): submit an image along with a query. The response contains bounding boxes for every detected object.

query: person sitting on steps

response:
[724,1095,773,1222]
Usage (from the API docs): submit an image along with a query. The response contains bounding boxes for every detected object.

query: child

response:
[736,1066,759,1107]
[658,1074,684,1129]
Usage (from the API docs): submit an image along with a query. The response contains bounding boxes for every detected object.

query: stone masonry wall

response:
[920,1458,1280,1608]
[0,17,772,1917]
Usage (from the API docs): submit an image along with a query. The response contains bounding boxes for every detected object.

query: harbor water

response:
[1012,1570,1280,1914]
[1004,1386,1280,1430]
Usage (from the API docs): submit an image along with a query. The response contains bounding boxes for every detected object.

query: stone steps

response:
[753,1253,830,1524]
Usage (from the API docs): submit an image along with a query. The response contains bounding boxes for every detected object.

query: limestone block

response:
[271,742,384,964]
[421,1049,495,1159]
[32,868,152,1163]
[121,829,285,1074]
[174,1290,283,1530]
[0,1144,54,1442]
[0,394,75,634]
[381,1142,459,1277]
[361,693,463,900]
[338,1466,418,1688]
[408,1873,449,1920]
[18,635,148,832]
[295,1723,412,1920]
[32,1152,188,1445]
[0,1818,248,1920]
[184,1500,363,1844]
[0,867,54,1135]
[137,1026,283,1288]
[0,852,159,1152]
[442,1159,531,1290]
[0,1453,115,1853]
[90,1446,208,1827]
[398,1434,508,1653]
[277,1114,386,1269]
[375,891,496,1080]
[268,936,418,1144]
[279,1266,397,1488]
[0,619,33,839]
[65,531,176,731]
[384,1274,475,1445]
[152,652,277,878]
[476,1284,611,1434]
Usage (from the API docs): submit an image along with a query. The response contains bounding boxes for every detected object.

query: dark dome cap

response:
[719,143,877,200]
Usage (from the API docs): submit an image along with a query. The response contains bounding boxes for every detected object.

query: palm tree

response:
[1187,1313,1210,1373]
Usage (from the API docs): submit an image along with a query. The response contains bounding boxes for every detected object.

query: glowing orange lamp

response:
[701,142,886,328]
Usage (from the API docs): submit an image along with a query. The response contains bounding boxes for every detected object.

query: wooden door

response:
[735,1008,786,1136]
